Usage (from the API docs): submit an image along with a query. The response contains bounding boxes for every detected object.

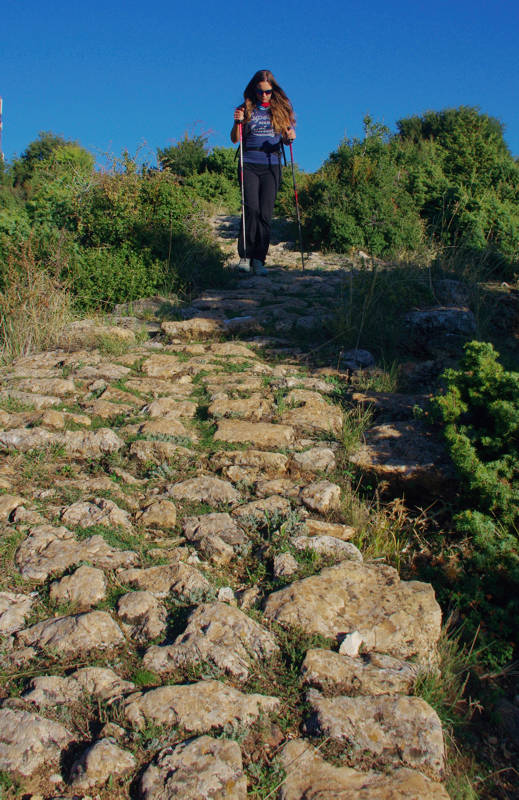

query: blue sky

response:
[1,0,518,172]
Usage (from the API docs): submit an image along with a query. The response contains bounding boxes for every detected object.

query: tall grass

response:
[0,241,73,364]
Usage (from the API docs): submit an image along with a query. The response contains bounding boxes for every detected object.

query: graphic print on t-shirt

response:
[243,106,282,164]
[250,109,275,138]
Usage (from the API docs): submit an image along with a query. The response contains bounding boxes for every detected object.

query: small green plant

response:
[0,770,17,798]
[341,402,373,454]
[132,668,161,688]
[96,332,134,356]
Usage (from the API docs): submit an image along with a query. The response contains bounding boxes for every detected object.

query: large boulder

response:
[349,421,454,496]
[404,306,476,355]
[264,561,441,663]
[307,690,445,778]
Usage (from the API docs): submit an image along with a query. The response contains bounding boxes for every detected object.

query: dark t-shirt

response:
[243,105,283,165]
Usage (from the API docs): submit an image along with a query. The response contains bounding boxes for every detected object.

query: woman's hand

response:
[284,127,296,143]
[234,108,245,123]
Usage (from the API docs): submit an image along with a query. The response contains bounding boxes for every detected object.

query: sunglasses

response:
[256,88,273,95]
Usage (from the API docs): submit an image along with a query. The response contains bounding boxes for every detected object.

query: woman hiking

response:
[231,69,296,275]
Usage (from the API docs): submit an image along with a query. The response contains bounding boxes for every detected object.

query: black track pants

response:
[238,161,281,263]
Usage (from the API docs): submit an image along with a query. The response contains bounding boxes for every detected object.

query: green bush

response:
[158,133,208,176]
[430,341,519,666]
[184,171,240,212]
[431,341,519,523]
[66,244,164,311]
[2,138,228,310]
[298,108,519,276]
[299,117,424,258]
[204,146,237,181]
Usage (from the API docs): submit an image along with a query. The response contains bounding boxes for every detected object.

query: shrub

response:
[298,108,519,276]
[184,171,240,212]
[204,146,237,181]
[431,341,519,524]
[4,140,228,310]
[66,244,164,311]
[298,117,424,258]
[430,341,519,666]
[158,133,209,176]
[0,239,72,363]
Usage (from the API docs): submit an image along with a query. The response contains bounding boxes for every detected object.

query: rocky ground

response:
[0,217,462,798]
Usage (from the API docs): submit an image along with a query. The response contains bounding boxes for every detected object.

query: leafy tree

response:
[12,131,80,186]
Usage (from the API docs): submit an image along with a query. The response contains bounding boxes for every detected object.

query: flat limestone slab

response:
[279,740,449,800]
[0,427,123,457]
[264,561,441,663]
[214,420,295,449]
[15,524,138,582]
[301,649,418,695]
[16,610,125,656]
[307,690,444,778]
[117,563,211,601]
[123,680,280,732]
[0,592,34,636]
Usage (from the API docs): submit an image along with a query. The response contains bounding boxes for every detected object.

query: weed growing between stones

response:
[132,668,161,688]
[0,530,25,591]
[414,622,480,732]
[96,333,135,357]
[0,770,18,797]
[348,494,426,570]
[73,523,148,559]
[340,402,373,454]
[0,395,37,413]
[244,622,336,737]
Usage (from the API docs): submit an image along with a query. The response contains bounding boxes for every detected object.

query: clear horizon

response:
[1,0,518,173]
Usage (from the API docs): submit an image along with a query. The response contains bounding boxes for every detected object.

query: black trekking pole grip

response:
[289,141,305,271]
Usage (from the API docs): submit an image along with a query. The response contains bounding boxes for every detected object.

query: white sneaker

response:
[237,258,251,273]
[252,259,268,275]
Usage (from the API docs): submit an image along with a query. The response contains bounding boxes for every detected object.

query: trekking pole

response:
[238,122,247,261]
[289,141,305,271]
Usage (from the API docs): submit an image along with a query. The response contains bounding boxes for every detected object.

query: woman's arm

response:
[230,107,245,143]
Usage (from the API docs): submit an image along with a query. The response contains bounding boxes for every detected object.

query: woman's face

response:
[256,81,273,102]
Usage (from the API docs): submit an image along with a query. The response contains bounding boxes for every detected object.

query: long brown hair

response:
[241,69,295,133]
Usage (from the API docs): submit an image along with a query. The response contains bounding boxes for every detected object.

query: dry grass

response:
[0,241,73,364]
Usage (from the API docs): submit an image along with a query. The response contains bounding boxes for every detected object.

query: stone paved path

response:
[0,219,450,798]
